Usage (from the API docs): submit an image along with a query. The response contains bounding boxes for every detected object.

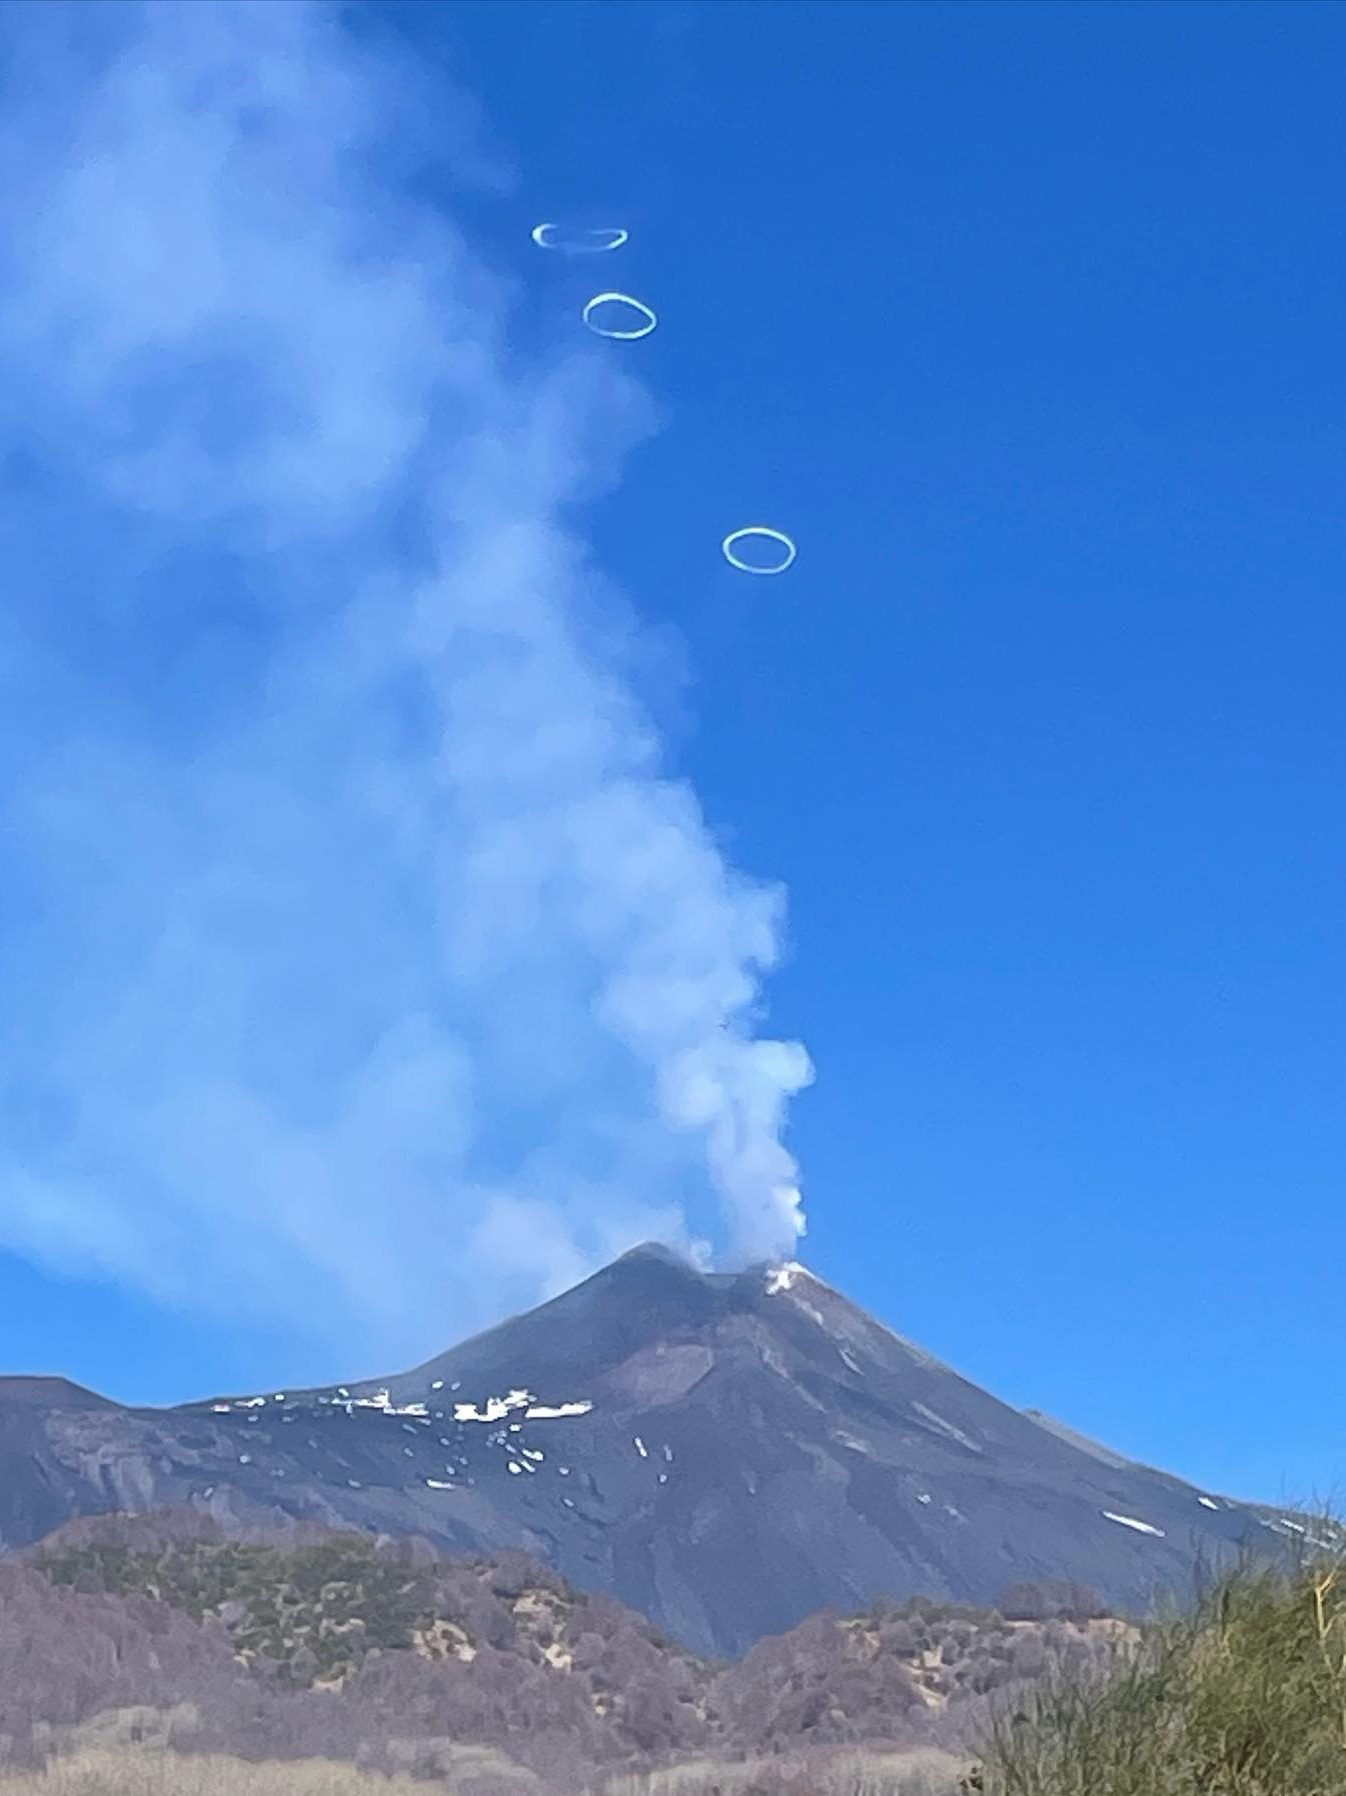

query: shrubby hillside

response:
[10,1511,1344,1795]
[0,1514,1122,1790]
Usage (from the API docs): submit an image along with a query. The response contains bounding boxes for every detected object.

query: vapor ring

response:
[531,223,629,253]
[581,292,658,341]
[721,526,797,575]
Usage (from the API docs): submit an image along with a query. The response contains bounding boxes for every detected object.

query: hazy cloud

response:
[0,0,811,1368]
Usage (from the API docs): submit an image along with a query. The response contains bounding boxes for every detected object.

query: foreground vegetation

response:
[10,1513,1117,1778]
[0,1756,430,1796]
[0,1746,969,1796]
[12,1514,1346,1794]
[971,1535,1346,1795]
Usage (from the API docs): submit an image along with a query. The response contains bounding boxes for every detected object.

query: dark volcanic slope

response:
[0,1247,1324,1656]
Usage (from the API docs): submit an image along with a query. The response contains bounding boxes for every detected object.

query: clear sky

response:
[0,0,1342,1510]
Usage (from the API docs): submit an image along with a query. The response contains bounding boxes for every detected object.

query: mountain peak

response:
[760,1258,825,1294]
[614,1240,691,1268]
[0,1246,1292,1661]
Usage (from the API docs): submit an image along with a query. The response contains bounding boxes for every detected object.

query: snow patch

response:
[764,1261,829,1325]
[454,1388,535,1424]
[1103,1511,1166,1538]
[765,1261,807,1294]
[833,1431,873,1457]
[911,1401,983,1455]
[525,1400,593,1419]
[333,1388,432,1419]
[1198,1496,1220,1510]
[634,1436,648,1458]
[1263,1516,1307,1537]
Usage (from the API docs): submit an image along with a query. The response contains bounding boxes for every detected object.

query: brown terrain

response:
[0,1512,1130,1793]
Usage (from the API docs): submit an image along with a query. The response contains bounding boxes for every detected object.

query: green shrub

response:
[969,1535,1346,1796]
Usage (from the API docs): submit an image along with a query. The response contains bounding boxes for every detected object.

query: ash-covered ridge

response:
[0,1244,1329,1657]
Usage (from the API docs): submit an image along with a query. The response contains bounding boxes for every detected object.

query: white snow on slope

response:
[764,1262,806,1294]
[911,1401,984,1454]
[1103,1511,1166,1537]
[453,1388,534,1423]
[452,1389,593,1424]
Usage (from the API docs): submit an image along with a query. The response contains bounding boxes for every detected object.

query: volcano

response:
[0,1245,1307,1657]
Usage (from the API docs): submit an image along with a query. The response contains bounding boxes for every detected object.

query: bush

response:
[970,1535,1346,1795]
[994,1584,1105,1625]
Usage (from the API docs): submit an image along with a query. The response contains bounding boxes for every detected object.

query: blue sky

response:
[0,0,1343,1509]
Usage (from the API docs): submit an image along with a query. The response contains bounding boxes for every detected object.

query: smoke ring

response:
[531,223,629,253]
[581,291,658,341]
[721,527,797,575]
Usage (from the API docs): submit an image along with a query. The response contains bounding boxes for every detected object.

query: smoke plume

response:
[0,0,812,1365]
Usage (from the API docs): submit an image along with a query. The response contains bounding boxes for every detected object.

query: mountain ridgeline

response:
[0,1245,1318,1659]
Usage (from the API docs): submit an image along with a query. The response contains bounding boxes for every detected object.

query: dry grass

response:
[0,1745,972,1796]
[0,1750,433,1796]
[596,1745,970,1796]
[10,1724,538,1796]
[805,1747,971,1796]
[385,1739,541,1796]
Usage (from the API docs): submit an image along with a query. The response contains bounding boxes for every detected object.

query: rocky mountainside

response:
[0,1245,1322,1657]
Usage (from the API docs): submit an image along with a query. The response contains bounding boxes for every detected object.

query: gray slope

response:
[0,1245,1311,1657]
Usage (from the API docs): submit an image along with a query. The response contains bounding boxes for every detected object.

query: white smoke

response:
[0,0,812,1366]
